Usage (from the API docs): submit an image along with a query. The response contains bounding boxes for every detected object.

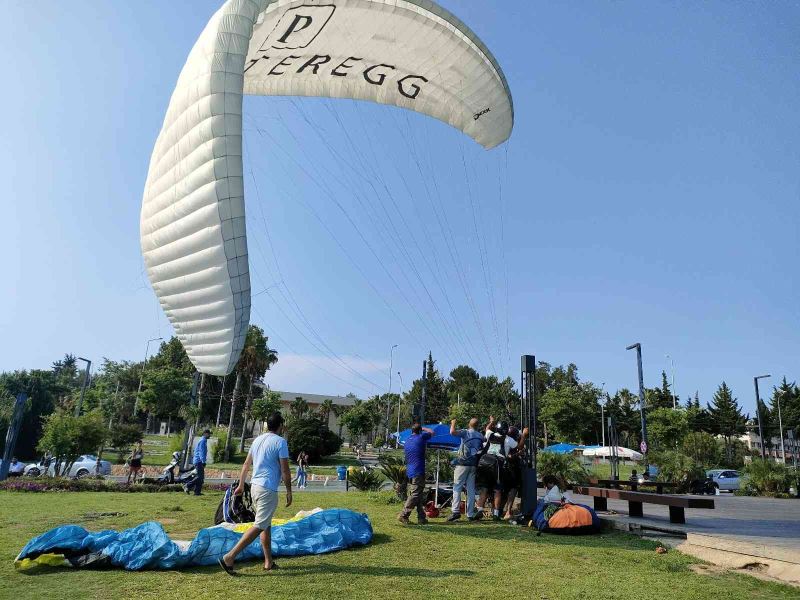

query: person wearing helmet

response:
[482,416,518,521]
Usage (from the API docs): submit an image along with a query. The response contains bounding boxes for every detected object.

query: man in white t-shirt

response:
[219,412,292,575]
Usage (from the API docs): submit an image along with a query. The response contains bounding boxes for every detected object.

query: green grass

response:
[1,491,796,600]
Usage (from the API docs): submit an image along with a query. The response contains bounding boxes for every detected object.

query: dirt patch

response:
[157,518,178,525]
[689,564,727,577]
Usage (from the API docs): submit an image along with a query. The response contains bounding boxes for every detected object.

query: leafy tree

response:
[685,392,712,432]
[285,414,341,462]
[37,410,108,476]
[331,404,348,439]
[0,370,59,459]
[647,407,688,450]
[681,431,722,468]
[539,383,601,444]
[340,401,376,443]
[605,388,641,448]
[707,382,746,462]
[770,378,800,442]
[251,390,283,425]
[139,366,192,425]
[109,423,144,451]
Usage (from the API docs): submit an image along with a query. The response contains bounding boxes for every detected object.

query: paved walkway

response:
[570,491,800,555]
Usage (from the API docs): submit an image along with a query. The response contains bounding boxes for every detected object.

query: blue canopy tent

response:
[542,443,585,455]
[393,424,461,508]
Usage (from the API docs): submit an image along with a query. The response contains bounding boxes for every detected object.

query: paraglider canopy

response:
[141,0,514,376]
[394,423,460,451]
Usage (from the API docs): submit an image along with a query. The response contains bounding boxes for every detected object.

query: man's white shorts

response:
[251,484,279,530]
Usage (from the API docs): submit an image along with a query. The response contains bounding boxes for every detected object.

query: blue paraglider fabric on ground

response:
[532,502,601,534]
[15,508,372,570]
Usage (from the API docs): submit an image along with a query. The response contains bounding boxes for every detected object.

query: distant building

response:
[738,431,799,462]
[251,386,363,439]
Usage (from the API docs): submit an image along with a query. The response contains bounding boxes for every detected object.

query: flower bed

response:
[0,478,229,493]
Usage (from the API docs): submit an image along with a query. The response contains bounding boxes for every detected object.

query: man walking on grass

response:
[219,412,292,575]
[447,417,484,522]
[398,422,434,525]
[186,429,211,495]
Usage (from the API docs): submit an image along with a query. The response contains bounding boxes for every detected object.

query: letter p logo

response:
[261,5,336,50]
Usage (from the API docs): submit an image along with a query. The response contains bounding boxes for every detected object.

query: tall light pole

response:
[75,357,92,417]
[133,337,163,417]
[396,371,404,440]
[385,344,398,444]
[626,343,648,472]
[776,389,787,464]
[753,374,770,460]
[665,354,676,409]
[599,383,606,448]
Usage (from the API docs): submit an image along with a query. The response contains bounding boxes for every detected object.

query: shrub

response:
[650,450,705,492]
[367,490,402,504]
[168,433,185,456]
[213,428,229,463]
[286,415,342,462]
[681,432,722,469]
[741,459,793,496]
[537,452,590,489]
[380,461,408,500]
[0,478,188,493]
[109,424,144,451]
[348,469,384,491]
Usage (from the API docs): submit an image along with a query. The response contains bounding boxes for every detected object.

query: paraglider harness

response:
[477,430,509,490]
[214,480,256,525]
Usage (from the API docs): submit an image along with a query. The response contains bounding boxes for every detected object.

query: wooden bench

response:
[594,479,680,494]
[573,486,714,524]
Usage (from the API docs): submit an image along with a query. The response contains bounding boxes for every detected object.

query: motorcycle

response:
[158,451,199,486]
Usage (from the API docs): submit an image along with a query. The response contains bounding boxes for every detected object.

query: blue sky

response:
[2,1,798,413]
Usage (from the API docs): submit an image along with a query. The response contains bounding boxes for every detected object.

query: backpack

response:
[452,432,483,467]
[214,480,256,525]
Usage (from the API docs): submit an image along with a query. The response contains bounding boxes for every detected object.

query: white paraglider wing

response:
[141,0,514,376]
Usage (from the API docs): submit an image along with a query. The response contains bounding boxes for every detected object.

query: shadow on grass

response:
[417,521,653,550]
[277,563,474,578]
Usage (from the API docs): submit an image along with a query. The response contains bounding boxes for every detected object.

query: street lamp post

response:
[665,354,676,409]
[626,343,648,472]
[385,344,398,444]
[75,357,92,417]
[133,337,163,417]
[599,382,606,448]
[396,372,404,441]
[753,375,770,460]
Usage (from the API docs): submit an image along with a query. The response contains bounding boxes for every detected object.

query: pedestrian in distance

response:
[447,417,484,522]
[398,422,434,525]
[186,429,212,496]
[219,412,292,575]
[127,440,144,484]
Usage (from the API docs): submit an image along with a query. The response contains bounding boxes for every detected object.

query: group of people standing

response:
[399,416,536,524]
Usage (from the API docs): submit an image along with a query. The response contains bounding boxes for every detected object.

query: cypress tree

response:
[708,382,745,461]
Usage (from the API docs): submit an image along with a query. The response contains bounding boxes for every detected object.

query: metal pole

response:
[396,372,403,440]
[75,358,92,417]
[182,371,201,470]
[777,390,786,464]
[754,375,770,460]
[216,375,226,428]
[133,337,163,417]
[385,344,397,443]
[599,383,606,448]
[626,343,648,472]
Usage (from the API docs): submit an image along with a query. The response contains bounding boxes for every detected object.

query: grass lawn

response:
[1,491,796,600]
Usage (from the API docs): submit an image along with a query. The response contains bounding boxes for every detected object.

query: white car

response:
[24,455,111,478]
[706,469,741,492]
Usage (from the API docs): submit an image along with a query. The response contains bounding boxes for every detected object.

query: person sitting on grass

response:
[541,475,563,504]
[219,412,292,575]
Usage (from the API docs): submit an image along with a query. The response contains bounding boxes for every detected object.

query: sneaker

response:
[418,518,429,525]
[446,513,461,522]
[469,512,484,522]
[492,514,502,522]
[397,514,410,525]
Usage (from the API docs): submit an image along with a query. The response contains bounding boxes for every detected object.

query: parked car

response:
[706,469,740,492]
[24,455,111,478]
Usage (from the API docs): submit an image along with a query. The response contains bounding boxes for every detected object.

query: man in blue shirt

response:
[398,422,434,525]
[447,417,485,521]
[219,412,292,575]
[186,429,212,496]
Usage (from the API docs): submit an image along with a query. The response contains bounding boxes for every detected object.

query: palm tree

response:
[332,404,348,439]
[320,399,335,429]
[236,327,279,453]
